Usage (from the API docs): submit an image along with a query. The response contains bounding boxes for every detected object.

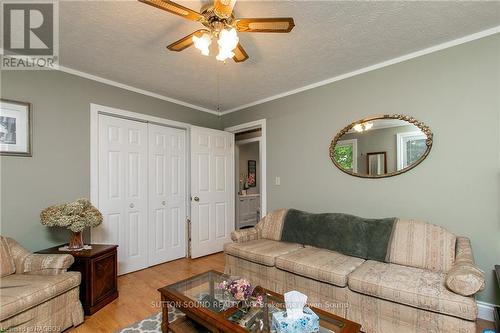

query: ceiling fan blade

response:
[232,43,249,63]
[139,0,204,22]
[213,0,237,19]
[167,29,209,52]
[235,18,295,33]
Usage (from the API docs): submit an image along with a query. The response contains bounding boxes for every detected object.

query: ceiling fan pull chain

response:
[216,62,221,115]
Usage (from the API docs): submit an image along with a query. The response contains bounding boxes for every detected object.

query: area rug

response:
[117,307,184,333]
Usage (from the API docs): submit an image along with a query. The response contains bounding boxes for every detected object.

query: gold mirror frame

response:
[329,114,433,179]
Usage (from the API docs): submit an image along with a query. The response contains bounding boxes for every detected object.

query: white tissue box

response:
[271,307,320,333]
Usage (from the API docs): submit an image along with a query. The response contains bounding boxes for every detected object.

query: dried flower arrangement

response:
[219,278,254,301]
[40,198,102,250]
[218,278,264,308]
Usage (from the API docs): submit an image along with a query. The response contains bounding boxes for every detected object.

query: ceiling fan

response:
[139,0,295,62]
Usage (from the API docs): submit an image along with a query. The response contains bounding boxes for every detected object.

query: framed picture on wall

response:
[247,160,257,187]
[0,99,32,156]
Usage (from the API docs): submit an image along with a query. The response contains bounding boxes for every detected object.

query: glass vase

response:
[68,231,85,250]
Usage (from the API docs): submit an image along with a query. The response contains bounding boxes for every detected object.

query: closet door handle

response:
[193,196,200,202]
[129,203,135,208]
[161,201,166,206]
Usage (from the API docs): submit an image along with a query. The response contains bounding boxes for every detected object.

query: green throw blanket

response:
[280,209,396,262]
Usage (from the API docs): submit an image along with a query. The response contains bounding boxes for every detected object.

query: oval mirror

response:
[329,115,433,178]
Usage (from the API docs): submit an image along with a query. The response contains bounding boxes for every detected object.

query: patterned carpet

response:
[117,307,184,333]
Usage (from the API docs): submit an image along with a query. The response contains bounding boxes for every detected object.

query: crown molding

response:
[221,25,500,115]
[57,65,220,115]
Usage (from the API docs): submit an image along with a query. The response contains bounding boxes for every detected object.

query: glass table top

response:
[165,270,351,333]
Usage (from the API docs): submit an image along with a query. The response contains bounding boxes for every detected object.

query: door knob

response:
[129,203,135,208]
[161,201,166,206]
[193,196,200,202]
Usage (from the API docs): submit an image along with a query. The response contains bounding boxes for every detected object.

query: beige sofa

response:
[224,209,485,333]
[0,236,84,332]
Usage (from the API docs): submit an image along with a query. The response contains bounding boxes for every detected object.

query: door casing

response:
[224,119,267,217]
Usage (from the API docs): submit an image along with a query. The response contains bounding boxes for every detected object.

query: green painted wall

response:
[221,34,500,305]
[1,34,499,306]
[0,70,221,252]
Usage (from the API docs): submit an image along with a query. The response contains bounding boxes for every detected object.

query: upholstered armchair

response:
[0,236,84,332]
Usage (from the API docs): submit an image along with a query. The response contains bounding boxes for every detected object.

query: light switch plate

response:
[275,177,281,186]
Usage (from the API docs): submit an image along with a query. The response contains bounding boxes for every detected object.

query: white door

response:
[191,126,234,258]
[148,124,186,266]
[95,114,149,274]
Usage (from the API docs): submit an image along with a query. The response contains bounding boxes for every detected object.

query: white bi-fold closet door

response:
[95,114,186,275]
[148,123,186,267]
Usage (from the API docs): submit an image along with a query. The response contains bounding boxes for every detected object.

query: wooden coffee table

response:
[158,270,361,333]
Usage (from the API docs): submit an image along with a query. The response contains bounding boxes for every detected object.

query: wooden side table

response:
[37,244,118,315]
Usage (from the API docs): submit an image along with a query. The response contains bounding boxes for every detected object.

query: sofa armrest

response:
[22,254,75,275]
[7,237,74,275]
[231,227,260,243]
[445,237,485,296]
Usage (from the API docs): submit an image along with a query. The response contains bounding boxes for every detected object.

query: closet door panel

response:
[148,124,186,266]
[168,130,186,256]
[96,115,148,275]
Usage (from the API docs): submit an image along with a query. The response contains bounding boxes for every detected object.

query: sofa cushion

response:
[446,262,485,296]
[0,271,81,321]
[445,237,485,296]
[348,260,477,321]
[387,219,456,272]
[224,239,302,266]
[276,247,365,287]
[257,209,288,241]
[0,236,15,277]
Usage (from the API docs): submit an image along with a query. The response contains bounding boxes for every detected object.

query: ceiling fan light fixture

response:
[353,122,374,132]
[216,48,235,62]
[218,28,239,51]
[216,28,238,61]
[364,122,374,131]
[140,0,295,63]
[192,33,212,56]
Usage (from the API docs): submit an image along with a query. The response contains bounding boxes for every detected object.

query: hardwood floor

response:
[71,252,495,333]
[72,252,225,333]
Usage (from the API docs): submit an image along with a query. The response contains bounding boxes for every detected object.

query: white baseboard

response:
[477,300,498,322]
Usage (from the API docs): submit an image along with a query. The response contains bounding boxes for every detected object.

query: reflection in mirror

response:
[330,115,432,178]
[367,152,387,176]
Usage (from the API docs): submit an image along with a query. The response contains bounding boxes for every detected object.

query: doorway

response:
[225,119,267,230]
